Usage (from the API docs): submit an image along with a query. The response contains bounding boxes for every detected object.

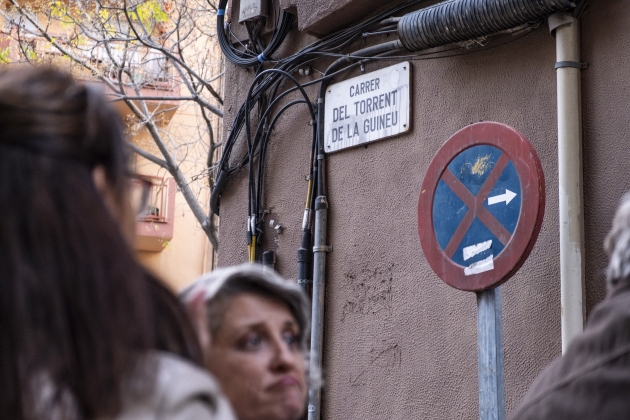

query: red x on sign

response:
[440,153,512,259]
[418,122,545,292]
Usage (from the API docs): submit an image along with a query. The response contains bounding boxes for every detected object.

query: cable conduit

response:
[398,0,575,51]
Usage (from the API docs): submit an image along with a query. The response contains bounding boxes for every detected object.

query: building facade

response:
[216,0,625,418]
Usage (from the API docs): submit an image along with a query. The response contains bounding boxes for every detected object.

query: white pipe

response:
[552,12,585,353]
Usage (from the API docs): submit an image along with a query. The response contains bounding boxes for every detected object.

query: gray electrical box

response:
[238,0,268,22]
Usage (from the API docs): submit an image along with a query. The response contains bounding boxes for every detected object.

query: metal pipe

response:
[308,196,329,420]
[552,12,585,352]
[477,287,505,420]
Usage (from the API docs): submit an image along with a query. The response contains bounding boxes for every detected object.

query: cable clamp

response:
[313,245,332,253]
[217,9,225,16]
[257,53,268,63]
[317,98,324,104]
[297,279,313,284]
[317,154,325,160]
[309,119,315,126]
[555,61,587,70]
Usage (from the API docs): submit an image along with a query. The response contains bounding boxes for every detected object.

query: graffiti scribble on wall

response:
[341,265,393,321]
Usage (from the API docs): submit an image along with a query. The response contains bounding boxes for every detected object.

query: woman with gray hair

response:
[508,194,630,419]
[181,264,311,420]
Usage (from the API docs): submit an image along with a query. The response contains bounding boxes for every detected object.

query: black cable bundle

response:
[210,0,429,218]
[216,0,294,67]
[210,0,574,264]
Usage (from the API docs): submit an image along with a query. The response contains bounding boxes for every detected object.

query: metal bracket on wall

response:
[313,245,333,252]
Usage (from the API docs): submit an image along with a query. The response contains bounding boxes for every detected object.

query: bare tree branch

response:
[128,142,168,168]
[3,0,223,249]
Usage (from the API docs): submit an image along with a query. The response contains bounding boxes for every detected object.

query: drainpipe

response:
[549,12,585,353]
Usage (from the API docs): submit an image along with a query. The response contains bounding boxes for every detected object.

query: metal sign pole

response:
[418,122,544,420]
[477,286,505,420]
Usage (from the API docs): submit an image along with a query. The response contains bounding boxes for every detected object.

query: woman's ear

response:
[92,165,136,244]
[92,165,108,196]
[92,165,118,218]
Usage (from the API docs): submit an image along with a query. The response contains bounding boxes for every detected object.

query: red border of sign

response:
[418,122,545,292]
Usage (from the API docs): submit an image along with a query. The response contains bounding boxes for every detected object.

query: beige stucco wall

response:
[217,1,625,418]
[134,99,219,292]
[133,15,223,292]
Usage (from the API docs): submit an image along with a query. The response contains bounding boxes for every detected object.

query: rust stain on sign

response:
[470,154,492,176]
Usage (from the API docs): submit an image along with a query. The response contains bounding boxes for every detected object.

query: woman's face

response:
[207,293,307,420]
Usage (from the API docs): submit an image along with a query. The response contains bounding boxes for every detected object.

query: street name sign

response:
[418,122,545,292]
[324,62,410,153]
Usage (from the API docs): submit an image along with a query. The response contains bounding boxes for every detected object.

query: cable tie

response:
[217,9,225,16]
[257,53,268,63]
[555,61,586,70]
[313,245,333,252]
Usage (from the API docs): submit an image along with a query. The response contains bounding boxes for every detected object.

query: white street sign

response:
[324,62,411,153]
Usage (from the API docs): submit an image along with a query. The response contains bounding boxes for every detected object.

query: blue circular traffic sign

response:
[418,122,545,291]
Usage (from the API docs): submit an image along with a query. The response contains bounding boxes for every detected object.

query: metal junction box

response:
[238,0,268,22]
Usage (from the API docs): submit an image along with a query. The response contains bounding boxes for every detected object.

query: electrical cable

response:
[216,0,294,67]
[242,69,317,261]
[210,0,557,267]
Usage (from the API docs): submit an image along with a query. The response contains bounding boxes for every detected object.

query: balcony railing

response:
[134,176,176,252]
[135,175,170,223]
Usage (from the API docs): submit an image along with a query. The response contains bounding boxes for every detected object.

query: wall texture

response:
[218,2,619,418]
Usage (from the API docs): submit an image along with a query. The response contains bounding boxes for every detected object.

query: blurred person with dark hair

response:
[181,264,314,420]
[509,194,630,419]
[0,67,234,420]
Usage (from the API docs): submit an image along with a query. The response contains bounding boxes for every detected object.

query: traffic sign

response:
[418,122,545,291]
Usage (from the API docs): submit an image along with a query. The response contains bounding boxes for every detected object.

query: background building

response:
[0,0,224,291]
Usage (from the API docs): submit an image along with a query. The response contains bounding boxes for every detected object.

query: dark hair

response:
[0,67,201,419]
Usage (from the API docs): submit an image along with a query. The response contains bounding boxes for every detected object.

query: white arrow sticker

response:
[488,189,517,206]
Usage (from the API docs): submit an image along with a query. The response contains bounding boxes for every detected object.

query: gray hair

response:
[180,264,310,349]
[605,193,630,291]
[181,264,309,349]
